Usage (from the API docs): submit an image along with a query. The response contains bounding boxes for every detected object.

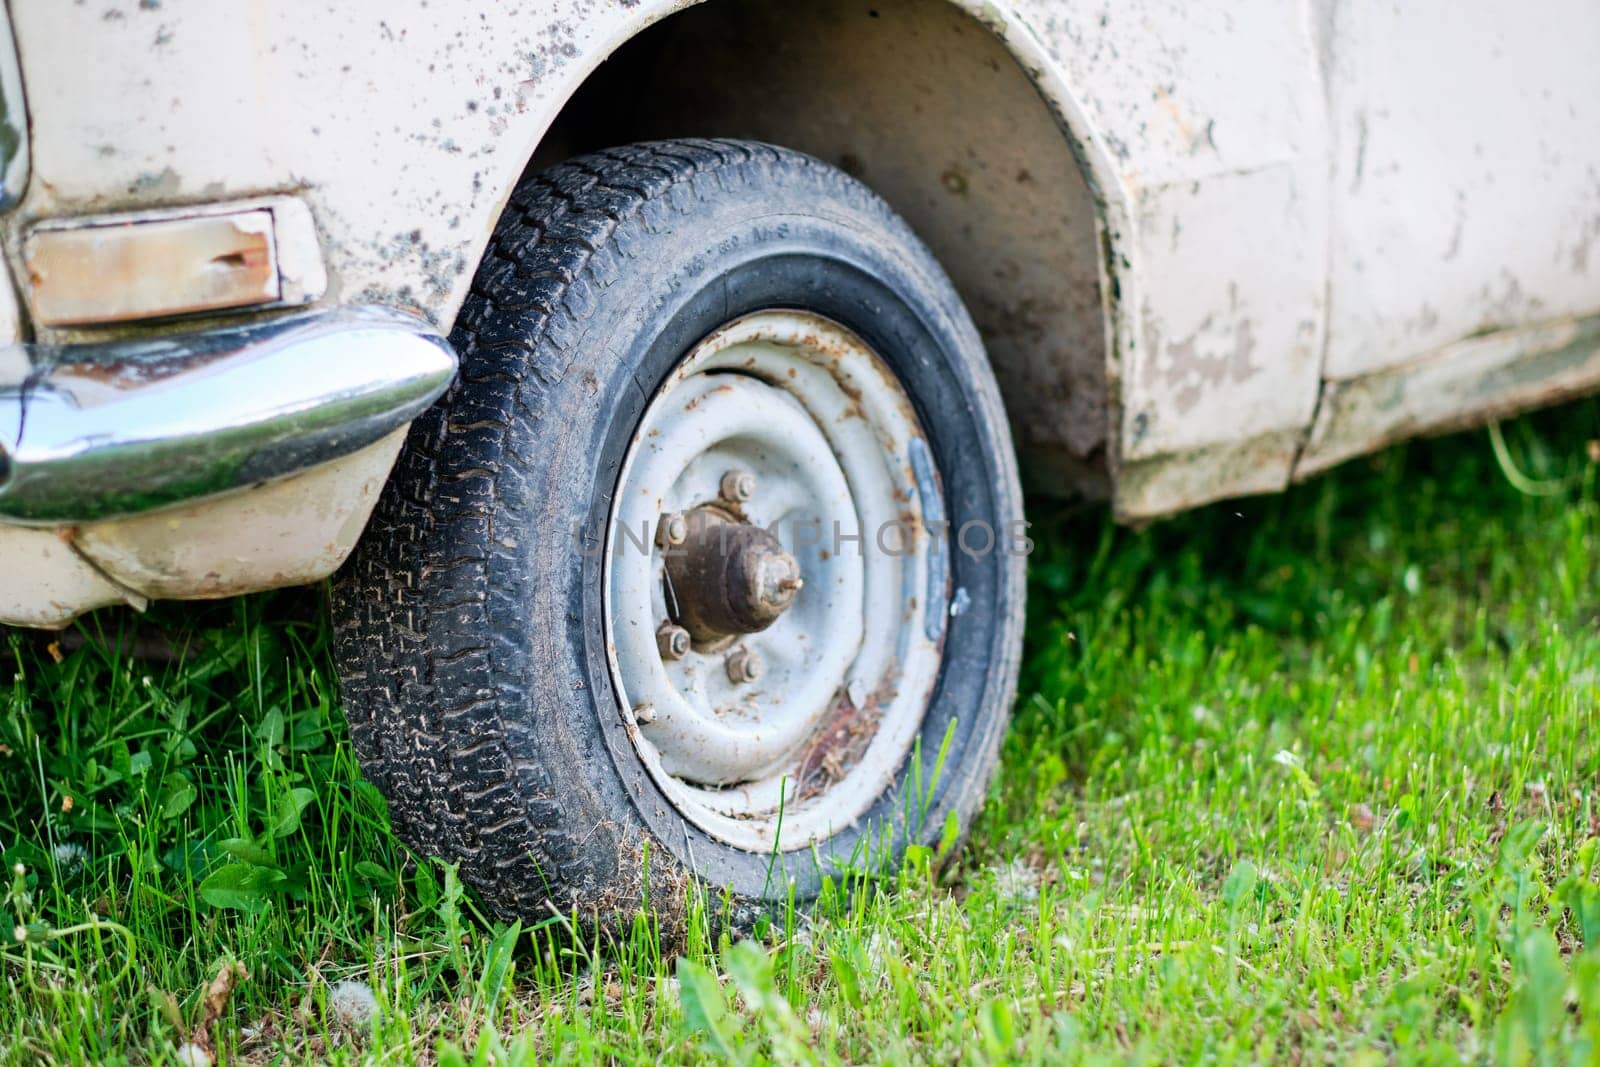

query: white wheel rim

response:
[603,311,949,852]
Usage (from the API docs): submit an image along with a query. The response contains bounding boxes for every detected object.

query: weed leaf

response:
[199,862,287,913]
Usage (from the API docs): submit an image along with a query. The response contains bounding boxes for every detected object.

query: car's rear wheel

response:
[332,139,1025,926]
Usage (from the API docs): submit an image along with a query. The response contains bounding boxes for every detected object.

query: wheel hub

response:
[665,505,803,647]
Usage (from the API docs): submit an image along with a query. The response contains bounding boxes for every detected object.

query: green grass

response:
[4,402,1600,1065]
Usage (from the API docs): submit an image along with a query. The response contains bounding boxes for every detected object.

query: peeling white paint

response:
[0,526,137,628]
[1323,0,1600,381]
[0,0,1596,607]
[1299,315,1600,478]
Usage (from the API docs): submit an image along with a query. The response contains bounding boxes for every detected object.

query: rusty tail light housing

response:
[22,197,328,327]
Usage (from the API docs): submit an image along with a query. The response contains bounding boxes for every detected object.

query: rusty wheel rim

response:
[603,311,949,852]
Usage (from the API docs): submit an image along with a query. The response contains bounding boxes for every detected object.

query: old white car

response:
[2,0,1596,923]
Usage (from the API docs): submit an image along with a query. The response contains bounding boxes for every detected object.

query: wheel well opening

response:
[534,0,1109,497]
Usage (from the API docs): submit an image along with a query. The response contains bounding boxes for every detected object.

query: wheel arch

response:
[514,0,1135,499]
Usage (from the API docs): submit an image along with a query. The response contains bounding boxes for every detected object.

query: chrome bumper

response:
[0,306,456,523]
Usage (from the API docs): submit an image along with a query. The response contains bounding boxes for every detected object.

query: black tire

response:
[332,139,1024,927]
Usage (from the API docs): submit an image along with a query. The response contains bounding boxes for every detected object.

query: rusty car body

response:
[2,0,1597,624]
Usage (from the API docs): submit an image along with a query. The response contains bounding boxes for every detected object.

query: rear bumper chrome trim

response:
[0,306,455,523]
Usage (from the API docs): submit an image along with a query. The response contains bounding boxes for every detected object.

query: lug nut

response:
[656,512,688,549]
[720,469,757,503]
[726,647,764,685]
[657,622,691,661]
